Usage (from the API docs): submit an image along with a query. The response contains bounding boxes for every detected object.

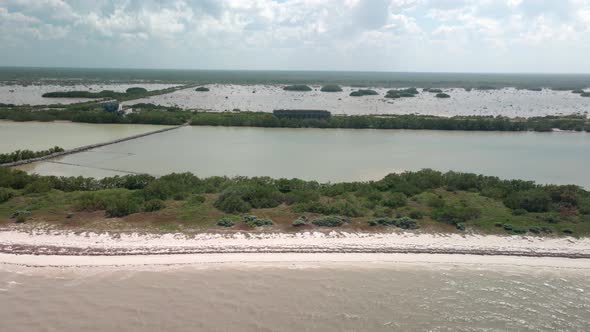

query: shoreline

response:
[3,253,590,270]
[1,230,589,269]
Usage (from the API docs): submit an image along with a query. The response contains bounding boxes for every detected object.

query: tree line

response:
[0,146,64,164]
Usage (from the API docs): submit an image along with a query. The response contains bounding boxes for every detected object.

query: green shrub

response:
[385,88,418,99]
[312,216,345,227]
[541,227,553,234]
[320,85,343,92]
[126,87,148,94]
[105,199,140,218]
[16,214,27,223]
[503,224,514,231]
[368,216,418,229]
[562,228,574,234]
[0,188,14,203]
[409,209,423,219]
[545,214,559,223]
[24,179,53,194]
[244,215,273,227]
[77,189,142,217]
[426,195,445,208]
[432,204,480,225]
[173,192,187,200]
[435,93,451,98]
[215,184,282,210]
[188,195,206,204]
[284,190,320,205]
[504,189,552,212]
[12,210,31,223]
[529,226,541,234]
[512,227,527,234]
[382,192,407,208]
[572,89,585,94]
[373,206,392,218]
[350,89,378,97]
[283,85,312,91]
[456,222,465,231]
[424,88,443,93]
[143,199,165,212]
[195,87,210,92]
[214,192,252,213]
[397,216,419,229]
[217,217,235,227]
[512,208,527,216]
[292,215,307,227]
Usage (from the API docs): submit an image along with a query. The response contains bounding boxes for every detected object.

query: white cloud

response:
[0,0,589,72]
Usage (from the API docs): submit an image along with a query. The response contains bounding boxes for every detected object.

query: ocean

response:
[2,67,590,88]
[1,262,588,331]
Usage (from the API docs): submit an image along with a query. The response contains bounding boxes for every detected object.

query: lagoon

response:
[12,124,590,187]
[0,121,171,153]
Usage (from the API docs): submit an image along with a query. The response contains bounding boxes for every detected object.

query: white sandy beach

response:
[1,229,589,269]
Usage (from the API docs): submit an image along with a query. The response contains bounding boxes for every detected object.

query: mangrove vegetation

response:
[0,147,64,165]
[320,85,343,92]
[283,85,312,91]
[350,89,378,97]
[190,111,590,132]
[1,167,589,235]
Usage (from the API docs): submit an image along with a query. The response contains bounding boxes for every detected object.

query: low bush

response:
[188,195,206,204]
[382,192,407,208]
[23,179,53,194]
[13,210,31,223]
[195,87,210,92]
[504,189,552,212]
[77,189,142,217]
[435,93,451,98]
[350,89,378,97]
[244,215,273,227]
[512,208,527,216]
[312,216,345,227]
[368,216,418,229]
[105,199,140,218]
[320,85,343,92]
[143,199,165,212]
[512,227,527,234]
[385,88,419,99]
[283,85,312,91]
[562,228,574,234]
[292,215,307,227]
[0,188,14,203]
[126,87,148,94]
[409,209,424,219]
[217,217,235,227]
[424,88,443,93]
[432,204,480,226]
[528,226,541,234]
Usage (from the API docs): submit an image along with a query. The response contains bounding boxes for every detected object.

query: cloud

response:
[0,0,589,72]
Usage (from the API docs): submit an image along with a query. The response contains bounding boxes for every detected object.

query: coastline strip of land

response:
[0,230,588,260]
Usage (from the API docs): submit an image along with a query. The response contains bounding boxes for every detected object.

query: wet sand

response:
[124,84,590,117]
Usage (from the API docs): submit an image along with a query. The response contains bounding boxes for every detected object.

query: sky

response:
[0,0,589,73]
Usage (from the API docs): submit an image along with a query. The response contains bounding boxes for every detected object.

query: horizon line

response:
[1,65,590,76]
